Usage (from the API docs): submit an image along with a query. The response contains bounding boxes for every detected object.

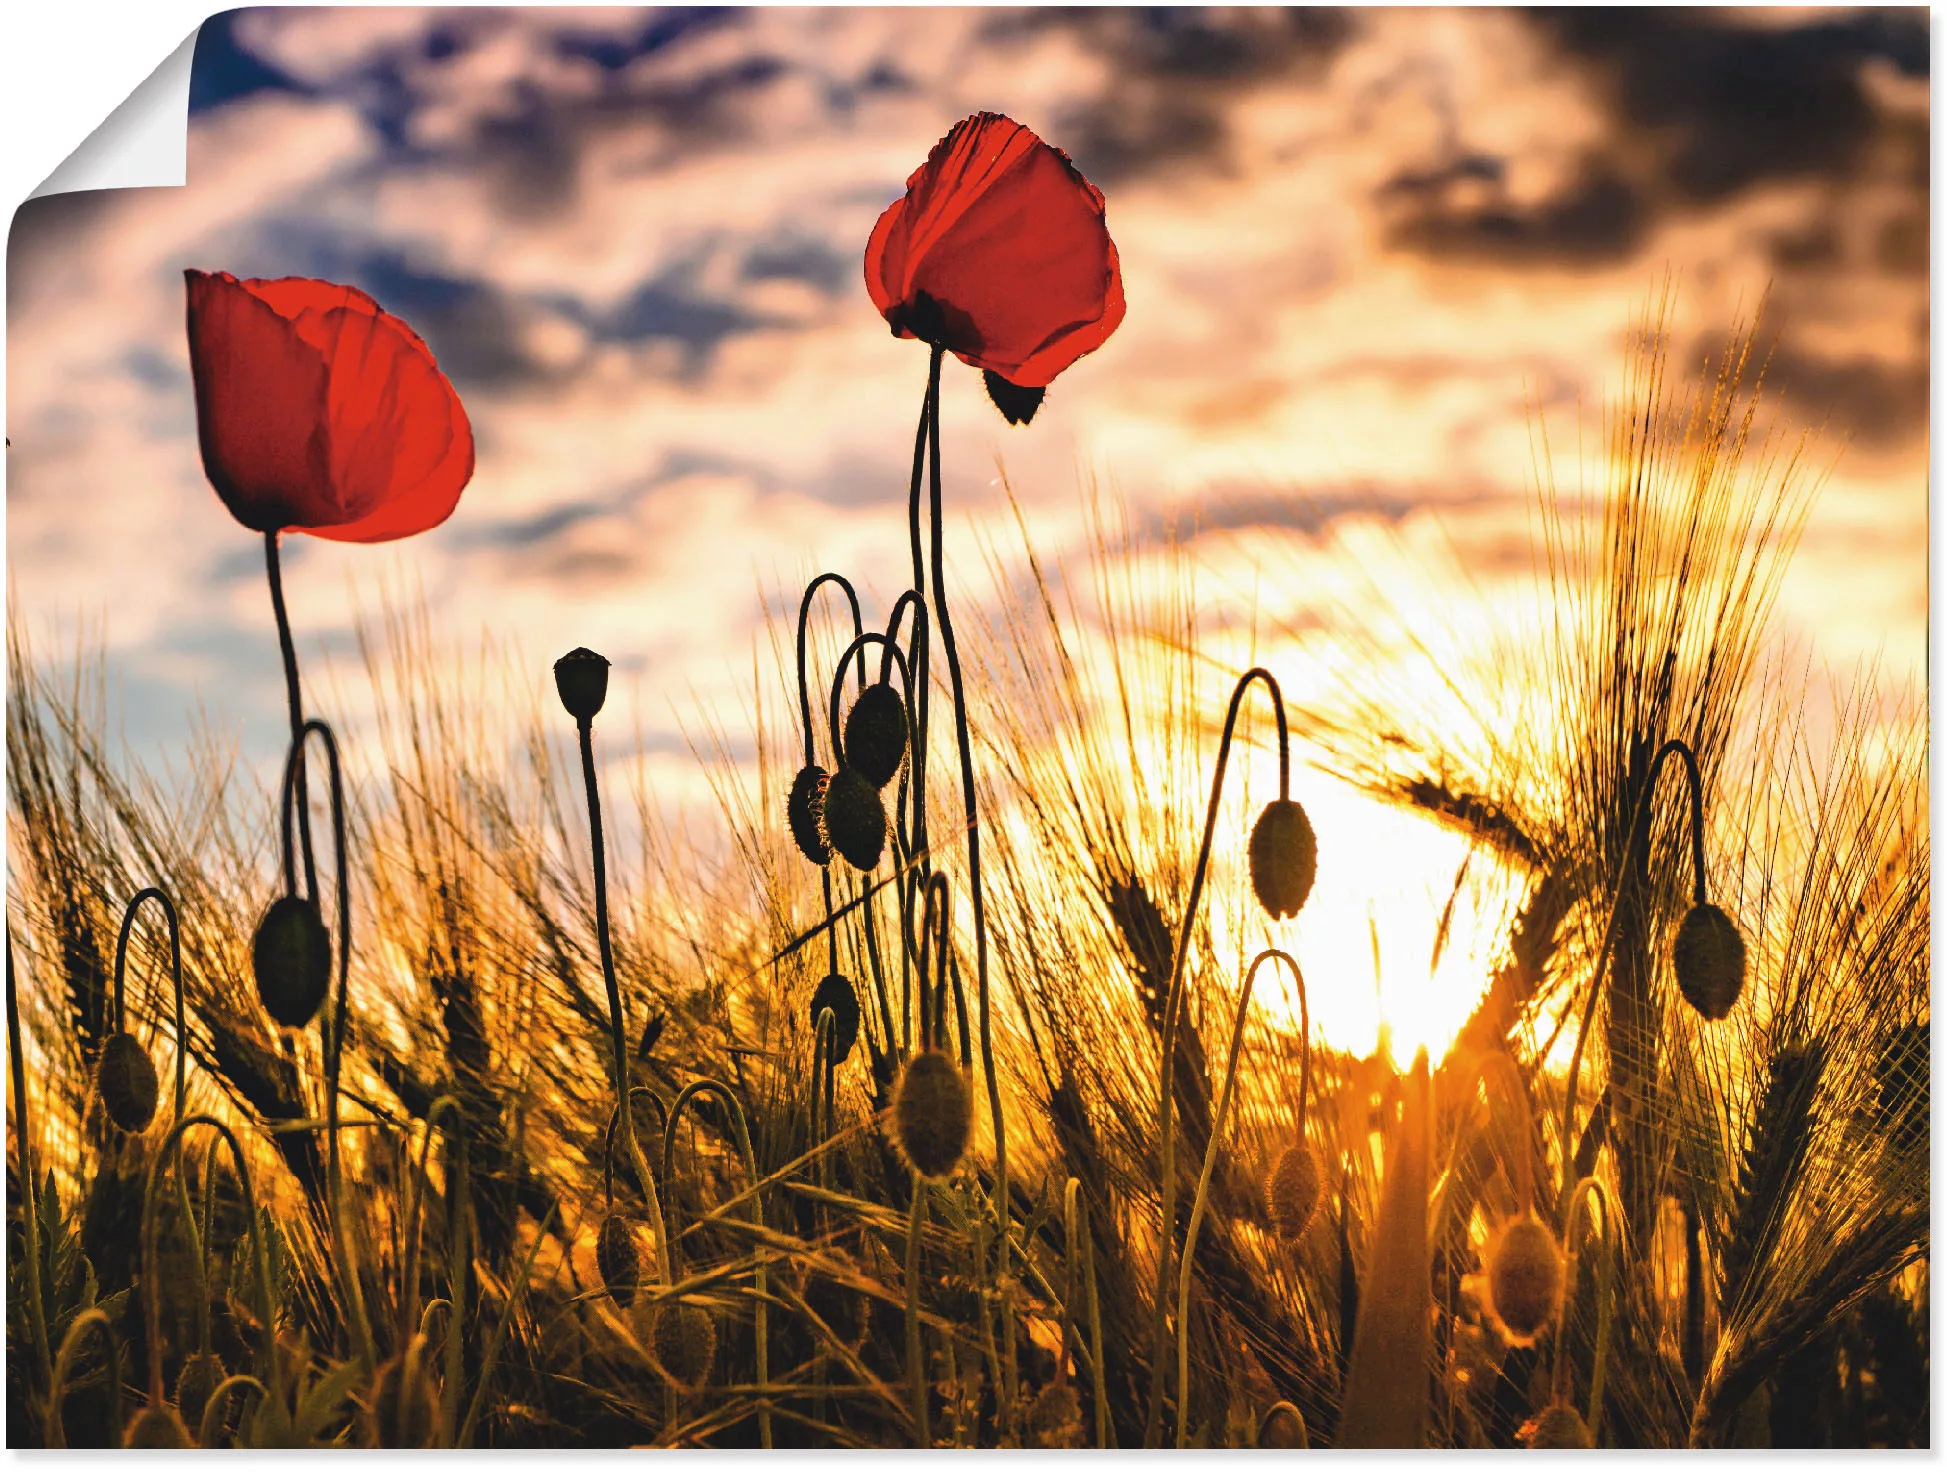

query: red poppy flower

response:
[184,270,474,542]
[865,112,1124,395]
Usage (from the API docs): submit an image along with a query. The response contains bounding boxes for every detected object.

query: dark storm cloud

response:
[993,7,1354,182]
[1383,8,1929,273]
[1535,7,1927,203]
[189,10,311,114]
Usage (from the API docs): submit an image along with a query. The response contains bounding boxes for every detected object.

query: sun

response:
[1255,768,1521,1069]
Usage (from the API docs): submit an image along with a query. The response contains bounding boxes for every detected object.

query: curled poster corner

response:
[28,27,197,199]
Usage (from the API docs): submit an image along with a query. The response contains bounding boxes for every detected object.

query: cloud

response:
[5,5,1926,834]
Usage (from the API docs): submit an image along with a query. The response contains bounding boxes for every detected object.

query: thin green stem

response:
[1175,948,1301,1447]
[575,715,674,1281]
[263,531,317,901]
[1558,1176,1619,1434]
[661,1079,769,1448]
[198,1373,267,1449]
[47,1308,124,1449]
[1557,737,1705,1217]
[400,1096,462,1345]
[142,1116,283,1418]
[280,718,374,1368]
[113,888,208,1352]
[1146,667,1291,1446]
[905,1175,930,1446]
[921,350,1012,1404]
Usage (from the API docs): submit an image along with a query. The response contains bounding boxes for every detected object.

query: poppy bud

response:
[810,973,862,1065]
[175,1351,225,1428]
[1265,1143,1323,1242]
[787,764,832,865]
[1671,902,1745,1021]
[1249,799,1317,921]
[124,1406,195,1448]
[364,1353,439,1449]
[821,767,886,870]
[97,1031,159,1133]
[554,647,611,723]
[645,1300,717,1390]
[1256,1402,1309,1449]
[843,682,909,789]
[597,1215,642,1308]
[1521,1403,1595,1449]
[892,1050,973,1180]
[1875,1022,1928,1156]
[1025,1380,1084,1448]
[984,371,1047,428]
[252,894,332,1030]
[1485,1212,1563,1347]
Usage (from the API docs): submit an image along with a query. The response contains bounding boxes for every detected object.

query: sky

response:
[5,6,1930,1059]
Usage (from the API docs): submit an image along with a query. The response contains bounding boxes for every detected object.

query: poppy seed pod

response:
[97,1031,159,1133]
[252,893,332,1029]
[597,1215,642,1308]
[892,1049,973,1180]
[1265,1144,1323,1242]
[1521,1403,1595,1449]
[810,972,862,1065]
[124,1406,195,1449]
[553,647,611,723]
[1025,1380,1084,1448]
[844,682,909,789]
[1249,799,1318,921]
[647,1300,717,1390]
[175,1351,225,1428]
[821,766,886,870]
[787,764,832,866]
[365,1354,439,1449]
[1256,1402,1309,1450]
[1485,1213,1564,1347]
[1671,902,1746,1021]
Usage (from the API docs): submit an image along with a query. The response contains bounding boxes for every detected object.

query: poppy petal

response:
[864,113,1123,389]
[307,372,473,544]
[184,270,334,532]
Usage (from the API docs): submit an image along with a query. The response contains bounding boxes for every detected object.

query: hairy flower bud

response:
[843,682,909,789]
[252,893,332,1029]
[892,1050,973,1180]
[821,767,886,870]
[1672,902,1745,1021]
[1249,799,1317,921]
[787,764,832,865]
[98,1031,159,1133]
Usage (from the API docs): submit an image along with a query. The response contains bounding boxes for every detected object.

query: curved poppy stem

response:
[263,531,317,902]
[1145,667,1290,1446]
[197,1373,267,1449]
[1175,947,1302,1447]
[278,718,375,1367]
[46,1308,124,1449]
[1065,1178,1110,1448]
[400,1095,462,1345]
[1555,1175,1619,1433]
[1556,737,1704,1217]
[574,712,674,1285]
[7,933,55,1412]
[796,573,863,768]
[113,887,209,1354]
[660,1079,770,1448]
[141,1115,283,1418]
